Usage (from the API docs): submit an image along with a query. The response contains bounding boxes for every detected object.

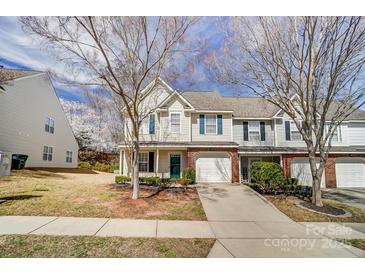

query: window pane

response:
[249,132,260,141]
[50,127,54,134]
[45,124,49,132]
[43,146,48,153]
[139,163,148,172]
[206,115,216,125]
[206,125,216,134]
[43,153,48,161]
[171,113,180,123]
[291,131,301,141]
[49,147,53,153]
[139,153,148,162]
[48,154,52,161]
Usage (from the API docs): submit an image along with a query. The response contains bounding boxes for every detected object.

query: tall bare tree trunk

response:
[308,155,323,206]
[132,140,140,199]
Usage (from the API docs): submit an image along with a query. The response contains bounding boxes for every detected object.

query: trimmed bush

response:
[115,176,131,184]
[182,167,196,184]
[78,161,92,169]
[250,161,285,189]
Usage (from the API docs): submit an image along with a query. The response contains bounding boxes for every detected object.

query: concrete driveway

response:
[197,183,365,258]
[323,188,365,210]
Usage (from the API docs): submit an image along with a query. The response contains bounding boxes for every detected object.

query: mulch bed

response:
[299,200,346,216]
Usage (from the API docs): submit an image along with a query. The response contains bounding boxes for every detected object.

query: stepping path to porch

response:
[1,184,365,257]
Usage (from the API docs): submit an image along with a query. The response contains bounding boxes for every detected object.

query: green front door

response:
[170,154,181,179]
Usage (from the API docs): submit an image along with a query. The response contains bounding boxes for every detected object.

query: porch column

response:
[156,149,159,176]
[238,154,241,183]
[119,149,123,175]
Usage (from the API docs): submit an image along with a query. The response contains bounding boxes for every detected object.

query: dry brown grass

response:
[0,169,206,220]
[0,234,215,258]
[267,195,365,223]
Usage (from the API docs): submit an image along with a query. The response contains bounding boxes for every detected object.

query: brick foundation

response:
[324,155,337,188]
[187,147,239,183]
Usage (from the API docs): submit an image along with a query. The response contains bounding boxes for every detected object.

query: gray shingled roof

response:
[0,68,42,81]
[238,146,365,153]
[179,90,365,120]
[180,91,234,111]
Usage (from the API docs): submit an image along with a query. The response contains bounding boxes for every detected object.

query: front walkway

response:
[197,183,365,258]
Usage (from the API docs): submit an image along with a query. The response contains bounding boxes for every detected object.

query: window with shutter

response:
[149,113,155,134]
[260,121,265,141]
[199,114,205,134]
[217,114,223,134]
[243,121,248,141]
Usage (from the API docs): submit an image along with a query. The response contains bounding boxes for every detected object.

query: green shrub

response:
[93,162,111,172]
[78,161,92,169]
[108,163,119,173]
[182,167,196,184]
[250,161,285,191]
[115,176,131,184]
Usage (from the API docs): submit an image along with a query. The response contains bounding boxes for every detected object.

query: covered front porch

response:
[119,145,187,179]
[239,152,281,183]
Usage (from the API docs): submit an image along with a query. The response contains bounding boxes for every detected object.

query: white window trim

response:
[248,121,260,141]
[326,124,342,142]
[45,117,55,134]
[169,111,181,134]
[43,145,53,162]
[138,152,149,172]
[66,151,73,163]
[205,114,218,135]
[290,121,302,141]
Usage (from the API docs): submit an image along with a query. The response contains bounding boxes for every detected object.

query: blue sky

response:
[0,16,237,102]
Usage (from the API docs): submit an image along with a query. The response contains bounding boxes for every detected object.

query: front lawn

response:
[0,234,214,258]
[267,195,365,223]
[0,169,206,220]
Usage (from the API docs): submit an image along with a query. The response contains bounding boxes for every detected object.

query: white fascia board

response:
[193,110,234,113]
[156,90,195,111]
[233,117,273,120]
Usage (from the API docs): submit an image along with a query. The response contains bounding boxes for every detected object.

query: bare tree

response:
[21,16,197,199]
[0,67,17,91]
[208,17,365,206]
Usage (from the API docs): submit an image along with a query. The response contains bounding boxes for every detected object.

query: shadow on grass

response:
[27,168,98,175]
[0,194,42,204]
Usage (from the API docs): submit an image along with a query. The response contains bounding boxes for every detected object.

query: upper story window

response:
[138,152,148,172]
[170,112,181,133]
[45,117,55,134]
[43,146,53,161]
[285,121,302,141]
[66,151,73,163]
[206,114,217,134]
[326,124,342,142]
[290,121,302,141]
[243,121,266,141]
[141,113,156,135]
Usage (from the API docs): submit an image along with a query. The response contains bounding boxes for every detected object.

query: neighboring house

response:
[0,69,79,168]
[119,78,365,188]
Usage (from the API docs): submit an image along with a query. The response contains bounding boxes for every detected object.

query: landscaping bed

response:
[338,239,365,251]
[0,234,215,258]
[267,195,365,223]
[0,169,206,220]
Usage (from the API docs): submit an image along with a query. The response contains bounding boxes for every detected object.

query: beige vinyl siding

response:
[348,122,365,145]
[159,99,190,142]
[0,74,79,168]
[191,113,232,142]
[233,120,274,146]
[276,112,349,147]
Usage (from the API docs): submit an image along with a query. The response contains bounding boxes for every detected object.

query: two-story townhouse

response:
[119,78,365,188]
[0,69,79,168]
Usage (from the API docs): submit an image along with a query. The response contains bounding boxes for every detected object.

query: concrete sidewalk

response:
[0,216,215,238]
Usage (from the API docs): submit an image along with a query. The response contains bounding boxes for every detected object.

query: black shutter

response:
[148,152,154,172]
[243,121,249,141]
[260,121,265,141]
[285,121,291,141]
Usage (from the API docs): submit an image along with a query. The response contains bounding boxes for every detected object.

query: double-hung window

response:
[138,152,149,172]
[248,121,260,141]
[43,146,53,161]
[45,117,55,134]
[205,114,217,134]
[290,121,302,141]
[66,151,73,163]
[326,124,341,142]
[170,113,181,133]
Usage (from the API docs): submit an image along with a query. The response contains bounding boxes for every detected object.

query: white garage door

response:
[196,152,231,183]
[336,158,365,187]
[291,158,325,187]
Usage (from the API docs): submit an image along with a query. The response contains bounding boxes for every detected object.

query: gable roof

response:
[180,91,233,111]
[0,68,43,81]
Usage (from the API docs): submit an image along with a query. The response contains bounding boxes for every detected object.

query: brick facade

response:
[187,147,239,183]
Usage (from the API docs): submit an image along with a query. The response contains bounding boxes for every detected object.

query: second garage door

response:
[291,158,325,187]
[196,152,231,183]
[336,158,365,187]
